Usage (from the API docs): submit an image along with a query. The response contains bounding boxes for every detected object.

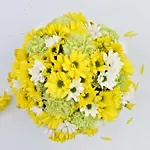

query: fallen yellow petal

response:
[126,117,133,124]
[134,82,139,91]
[140,64,144,74]
[124,30,137,37]
[101,137,112,141]
[126,103,136,110]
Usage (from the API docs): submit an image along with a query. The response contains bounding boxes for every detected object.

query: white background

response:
[0,0,149,150]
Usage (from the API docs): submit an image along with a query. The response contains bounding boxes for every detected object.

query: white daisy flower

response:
[80,104,98,118]
[98,50,123,90]
[30,106,43,116]
[56,121,77,134]
[103,50,123,75]
[121,85,135,105]
[67,78,84,102]
[12,79,21,90]
[45,35,61,48]
[86,22,102,40]
[28,60,45,85]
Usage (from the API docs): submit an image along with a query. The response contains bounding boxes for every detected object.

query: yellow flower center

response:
[57,80,64,88]
[86,104,92,109]
[72,61,79,68]
[95,61,100,67]
[71,87,77,93]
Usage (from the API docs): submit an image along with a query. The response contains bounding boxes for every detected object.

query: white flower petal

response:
[45,35,61,48]
[30,106,43,116]
[56,121,77,134]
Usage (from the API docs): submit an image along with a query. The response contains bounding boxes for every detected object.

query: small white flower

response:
[45,35,61,48]
[43,126,54,137]
[86,22,102,40]
[80,104,98,118]
[33,60,46,71]
[56,121,77,134]
[121,85,135,105]
[67,78,84,102]
[95,119,106,129]
[28,60,45,85]
[12,79,21,90]
[30,106,43,116]
[98,50,123,90]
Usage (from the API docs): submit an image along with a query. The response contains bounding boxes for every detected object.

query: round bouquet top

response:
[8,12,136,142]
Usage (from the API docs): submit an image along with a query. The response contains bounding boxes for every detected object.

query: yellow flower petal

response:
[126,117,133,124]
[126,103,136,110]
[140,64,144,74]
[134,82,139,91]
[0,91,12,111]
[124,30,137,37]
[101,137,112,141]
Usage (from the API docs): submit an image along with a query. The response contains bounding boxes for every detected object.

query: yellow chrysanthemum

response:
[95,36,112,52]
[0,91,12,111]
[90,51,108,74]
[62,50,90,78]
[15,48,27,61]
[16,90,32,109]
[122,57,134,75]
[28,110,43,126]
[53,53,64,72]
[25,80,41,99]
[65,12,87,24]
[81,128,98,136]
[111,42,124,56]
[45,71,70,99]
[50,131,77,143]
[67,21,88,34]
[45,23,70,38]
[78,85,97,108]
[37,112,63,129]
[97,88,122,121]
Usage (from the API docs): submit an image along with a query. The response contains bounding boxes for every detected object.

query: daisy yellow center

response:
[73,61,79,68]
[95,61,100,67]
[71,87,77,93]
[86,104,92,109]
[57,80,64,88]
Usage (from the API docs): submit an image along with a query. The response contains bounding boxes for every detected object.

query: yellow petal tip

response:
[140,64,144,74]
[126,117,133,124]
[124,30,137,37]
[101,137,112,141]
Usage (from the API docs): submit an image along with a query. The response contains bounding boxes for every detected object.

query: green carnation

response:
[68,112,96,130]
[46,99,75,118]
[116,73,127,91]
[36,83,46,94]
[52,15,71,24]
[26,36,47,55]
[63,34,96,55]
[99,24,119,41]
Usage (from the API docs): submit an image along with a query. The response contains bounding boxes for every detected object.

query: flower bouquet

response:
[2,12,139,142]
